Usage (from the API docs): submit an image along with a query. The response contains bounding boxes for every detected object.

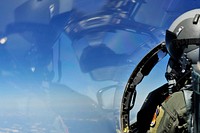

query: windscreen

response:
[0,0,200,133]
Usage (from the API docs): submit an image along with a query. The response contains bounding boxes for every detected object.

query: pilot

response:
[147,9,200,133]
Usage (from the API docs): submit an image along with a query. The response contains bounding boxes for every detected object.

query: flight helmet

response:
[166,9,200,64]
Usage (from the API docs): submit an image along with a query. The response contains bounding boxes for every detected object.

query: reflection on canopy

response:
[0,0,200,133]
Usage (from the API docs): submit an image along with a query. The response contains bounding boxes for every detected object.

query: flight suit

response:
[149,91,190,133]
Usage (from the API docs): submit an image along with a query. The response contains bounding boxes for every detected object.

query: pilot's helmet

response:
[166,9,200,64]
